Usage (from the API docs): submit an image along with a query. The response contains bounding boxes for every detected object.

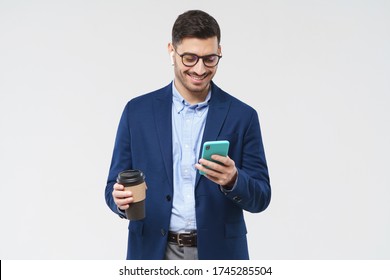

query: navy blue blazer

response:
[105,82,271,260]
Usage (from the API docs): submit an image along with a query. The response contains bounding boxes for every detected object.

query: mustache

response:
[185,71,209,78]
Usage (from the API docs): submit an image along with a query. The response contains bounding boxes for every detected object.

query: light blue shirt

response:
[169,82,211,233]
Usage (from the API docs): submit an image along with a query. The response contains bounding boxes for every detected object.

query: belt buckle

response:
[177,233,184,247]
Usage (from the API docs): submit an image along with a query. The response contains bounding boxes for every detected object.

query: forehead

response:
[176,37,219,54]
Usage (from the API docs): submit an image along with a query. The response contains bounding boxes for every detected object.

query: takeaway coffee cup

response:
[117,169,146,220]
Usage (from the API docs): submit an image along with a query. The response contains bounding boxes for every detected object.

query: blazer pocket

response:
[225,221,247,238]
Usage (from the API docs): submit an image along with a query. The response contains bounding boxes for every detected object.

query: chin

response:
[187,83,209,93]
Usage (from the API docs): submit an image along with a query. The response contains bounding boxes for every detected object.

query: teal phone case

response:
[199,140,230,175]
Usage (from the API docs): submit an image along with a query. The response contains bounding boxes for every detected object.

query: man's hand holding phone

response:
[195,140,238,188]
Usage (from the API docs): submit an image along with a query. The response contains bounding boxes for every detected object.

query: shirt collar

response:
[172,81,211,114]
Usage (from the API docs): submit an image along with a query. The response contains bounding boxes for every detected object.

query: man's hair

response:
[172,10,221,47]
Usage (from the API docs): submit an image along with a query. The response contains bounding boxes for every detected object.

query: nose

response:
[192,58,207,75]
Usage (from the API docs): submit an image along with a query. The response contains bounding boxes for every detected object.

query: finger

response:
[115,196,134,209]
[195,163,210,175]
[201,163,235,184]
[205,167,224,178]
[118,198,133,210]
[113,189,133,198]
[113,185,133,199]
[211,154,231,166]
[198,165,226,182]
[198,159,224,173]
[119,205,129,210]
[114,183,124,191]
[198,158,211,165]
[118,196,134,205]
[207,161,226,173]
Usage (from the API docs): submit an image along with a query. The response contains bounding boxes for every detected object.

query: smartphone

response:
[199,140,230,175]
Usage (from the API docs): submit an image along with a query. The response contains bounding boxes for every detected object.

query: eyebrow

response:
[178,51,219,57]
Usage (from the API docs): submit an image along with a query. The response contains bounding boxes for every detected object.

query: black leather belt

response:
[168,231,197,247]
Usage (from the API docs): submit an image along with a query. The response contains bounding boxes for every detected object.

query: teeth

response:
[189,74,206,80]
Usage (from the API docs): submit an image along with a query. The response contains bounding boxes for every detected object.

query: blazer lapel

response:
[153,83,174,188]
[195,82,231,187]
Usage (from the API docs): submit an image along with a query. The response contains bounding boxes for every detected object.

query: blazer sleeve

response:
[223,109,271,213]
[104,102,133,217]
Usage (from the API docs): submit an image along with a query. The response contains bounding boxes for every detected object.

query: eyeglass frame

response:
[174,49,222,68]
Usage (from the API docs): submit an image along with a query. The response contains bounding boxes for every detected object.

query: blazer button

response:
[161,229,166,236]
[233,196,242,203]
[166,195,172,202]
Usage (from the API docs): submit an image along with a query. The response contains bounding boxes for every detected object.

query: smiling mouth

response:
[188,73,208,81]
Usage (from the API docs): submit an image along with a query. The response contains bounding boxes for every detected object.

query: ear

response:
[167,42,174,54]
[218,45,222,56]
[170,51,175,65]
[168,42,175,65]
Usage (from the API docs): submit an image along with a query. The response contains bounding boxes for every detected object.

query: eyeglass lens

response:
[182,54,220,67]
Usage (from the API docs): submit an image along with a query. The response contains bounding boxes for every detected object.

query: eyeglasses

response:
[174,49,222,67]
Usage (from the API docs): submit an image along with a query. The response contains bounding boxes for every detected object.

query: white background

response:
[0,0,389,259]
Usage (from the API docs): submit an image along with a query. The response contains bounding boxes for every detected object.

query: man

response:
[105,10,271,260]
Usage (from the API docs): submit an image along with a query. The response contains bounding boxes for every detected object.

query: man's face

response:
[169,37,221,100]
